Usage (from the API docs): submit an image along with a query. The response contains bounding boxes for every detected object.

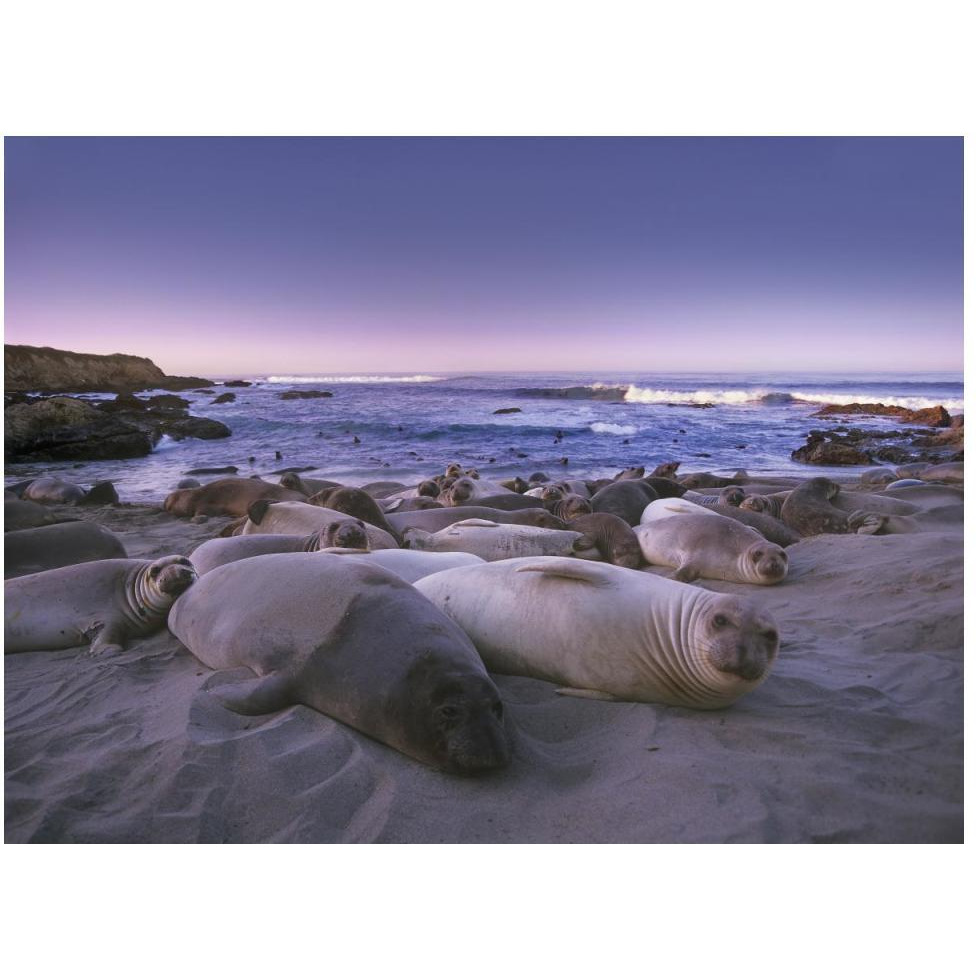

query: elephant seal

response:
[684,486,745,508]
[177,477,202,489]
[635,512,788,585]
[189,522,370,575]
[241,500,397,549]
[164,477,306,518]
[387,505,566,535]
[565,513,642,569]
[403,519,601,562]
[415,557,780,708]
[279,473,343,495]
[307,486,401,539]
[679,472,742,489]
[547,494,592,521]
[918,462,964,484]
[650,461,681,479]
[780,478,886,536]
[22,476,87,505]
[5,555,196,655]
[860,467,898,486]
[168,553,511,774]
[640,496,801,547]
[640,476,688,499]
[360,480,409,498]
[740,493,787,517]
[317,547,486,583]
[439,477,515,506]
[460,493,545,511]
[499,477,530,493]
[613,466,645,480]
[4,498,73,532]
[590,480,659,526]
[381,496,443,513]
[5,521,127,579]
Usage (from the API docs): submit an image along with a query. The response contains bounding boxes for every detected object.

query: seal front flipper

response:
[211,671,294,715]
[86,621,127,657]
[556,687,622,701]
[848,510,887,535]
[671,563,701,583]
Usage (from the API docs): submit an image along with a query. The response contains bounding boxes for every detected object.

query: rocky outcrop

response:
[812,402,952,427]
[493,407,522,414]
[212,392,236,404]
[792,419,962,468]
[4,344,213,393]
[5,397,156,462]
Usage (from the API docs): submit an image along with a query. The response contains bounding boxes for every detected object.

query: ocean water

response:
[7,371,964,504]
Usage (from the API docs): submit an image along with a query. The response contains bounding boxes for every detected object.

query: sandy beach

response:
[4,487,963,843]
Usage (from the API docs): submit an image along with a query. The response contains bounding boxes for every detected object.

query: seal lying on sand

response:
[5,521,127,579]
[5,555,196,655]
[168,553,511,774]
[403,519,601,562]
[635,511,788,585]
[640,497,800,549]
[683,486,746,508]
[590,480,659,525]
[780,478,887,536]
[307,486,401,539]
[189,522,370,575]
[164,478,306,518]
[241,500,397,549]
[22,477,118,506]
[416,557,780,708]
[387,506,566,535]
[4,498,74,532]
[278,473,343,495]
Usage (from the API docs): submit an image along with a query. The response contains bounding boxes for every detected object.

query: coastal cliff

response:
[4,344,212,393]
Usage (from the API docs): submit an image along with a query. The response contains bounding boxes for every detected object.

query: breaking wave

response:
[624,386,754,405]
[590,422,637,435]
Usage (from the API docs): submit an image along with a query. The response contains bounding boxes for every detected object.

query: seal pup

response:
[439,477,516,506]
[547,494,593,521]
[307,486,401,540]
[5,521,127,579]
[242,500,392,547]
[5,555,196,655]
[403,519,601,562]
[780,478,886,536]
[459,493,546,511]
[164,478,306,518]
[189,522,370,575]
[683,486,745,508]
[415,557,780,708]
[565,513,643,569]
[22,476,87,505]
[635,513,788,585]
[4,498,74,532]
[918,462,964,484]
[168,553,511,774]
[279,473,343,496]
[590,480,659,526]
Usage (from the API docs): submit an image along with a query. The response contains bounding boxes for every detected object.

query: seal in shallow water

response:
[415,557,780,708]
[5,555,196,655]
[168,553,511,774]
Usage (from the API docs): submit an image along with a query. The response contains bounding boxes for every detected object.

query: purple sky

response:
[4,137,963,375]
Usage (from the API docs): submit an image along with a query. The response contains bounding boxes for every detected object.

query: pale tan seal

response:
[241,500,397,549]
[403,519,601,562]
[635,510,788,585]
[168,553,510,774]
[415,557,780,708]
[164,478,305,518]
[5,555,196,655]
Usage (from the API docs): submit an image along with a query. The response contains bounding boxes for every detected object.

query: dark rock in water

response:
[4,343,214,394]
[278,390,334,400]
[79,481,119,506]
[873,446,914,464]
[694,453,712,458]
[158,417,231,440]
[493,407,522,414]
[98,392,148,413]
[212,392,236,404]
[193,389,215,394]
[791,437,872,465]
[5,397,155,462]
[146,394,190,411]
[223,380,252,388]
[270,466,317,474]
[812,401,951,427]
[185,465,239,475]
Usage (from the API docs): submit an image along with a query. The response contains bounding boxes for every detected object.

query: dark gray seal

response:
[590,480,660,526]
[780,478,886,537]
[567,513,643,568]
[387,505,566,535]
[168,553,511,774]
[5,521,127,579]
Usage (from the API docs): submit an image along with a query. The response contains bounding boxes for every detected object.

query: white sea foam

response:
[624,386,755,405]
[152,435,182,451]
[795,392,965,411]
[265,374,441,384]
[590,422,638,435]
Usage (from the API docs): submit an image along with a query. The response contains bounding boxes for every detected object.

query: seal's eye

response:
[713,614,729,628]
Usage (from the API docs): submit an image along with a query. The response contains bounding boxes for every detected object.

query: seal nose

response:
[730,642,766,681]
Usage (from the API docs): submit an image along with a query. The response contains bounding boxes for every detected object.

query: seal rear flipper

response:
[847,510,887,535]
[515,561,612,585]
[211,671,294,715]
[556,687,622,701]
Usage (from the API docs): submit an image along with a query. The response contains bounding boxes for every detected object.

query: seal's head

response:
[405,665,511,775]
[418,480,441,498]
[554,494,592,521]
[807,477,841,500]
[511,509,567,530]
[719,486,746,507]
[445,463,464,479]
[743,542,788,585]
[148,555,198,596]
[321,519,369,550]
[540,485,564,503]
[651,461,681,479]
[279,472,305,493]
[699,597,780,683]
[448,477,477,505]
[163,488,196,516]
[740,494,773,515]
[528,472,549,484]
